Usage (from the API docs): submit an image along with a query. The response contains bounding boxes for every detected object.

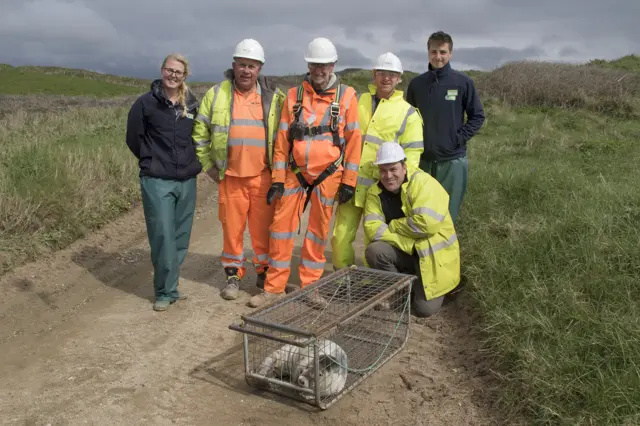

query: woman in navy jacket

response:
[126,53,202,311]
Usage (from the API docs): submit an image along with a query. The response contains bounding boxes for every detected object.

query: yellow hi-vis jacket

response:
[191,71,286,181]
[354,84,424,208]
[363,166,460,300]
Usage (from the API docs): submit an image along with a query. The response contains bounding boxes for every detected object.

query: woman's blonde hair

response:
[161,53,190,117]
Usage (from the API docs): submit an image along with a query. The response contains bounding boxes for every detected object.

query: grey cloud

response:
[0,0,638,82]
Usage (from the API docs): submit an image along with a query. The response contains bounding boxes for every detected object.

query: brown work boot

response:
[305,290,329,310]
[220,275,240,300]
[248,290,284,308]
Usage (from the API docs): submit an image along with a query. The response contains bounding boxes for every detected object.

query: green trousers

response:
[419,156,468,224]
[140,176,197,302]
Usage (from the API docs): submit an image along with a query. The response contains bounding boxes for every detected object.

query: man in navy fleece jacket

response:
[406,31,485,224]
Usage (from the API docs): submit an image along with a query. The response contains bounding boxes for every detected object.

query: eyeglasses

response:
[375,70,400,78]
[163,67,185,77]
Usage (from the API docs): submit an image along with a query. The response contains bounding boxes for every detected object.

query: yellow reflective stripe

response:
[401,141,423,149]
[196,113,211,125]
[211,124,229,132]
[394,106,416,143]
[364,213,385,222]
[373,223,388,241]
[416,234,458,258]
[357,176,375,186]
[413,206,445,222]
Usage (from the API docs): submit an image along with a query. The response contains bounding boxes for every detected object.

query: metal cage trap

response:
[228,265,416,410]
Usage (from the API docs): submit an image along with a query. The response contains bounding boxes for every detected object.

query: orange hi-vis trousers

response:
[263,169,342,294]
[218,168,274,278]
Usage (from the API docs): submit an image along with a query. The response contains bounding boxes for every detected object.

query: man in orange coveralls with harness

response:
[248,37,362,309]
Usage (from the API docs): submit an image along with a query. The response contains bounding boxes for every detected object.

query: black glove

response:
[338,184,355,205]
[267,183,285,205]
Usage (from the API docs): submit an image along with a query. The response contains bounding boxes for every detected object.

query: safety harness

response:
[287,83,345,215]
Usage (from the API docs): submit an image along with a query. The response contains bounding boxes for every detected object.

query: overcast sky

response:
[0,0,638,82]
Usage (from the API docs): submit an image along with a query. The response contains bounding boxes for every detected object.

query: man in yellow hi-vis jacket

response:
[331,52,423,270]
[363,142,460,317]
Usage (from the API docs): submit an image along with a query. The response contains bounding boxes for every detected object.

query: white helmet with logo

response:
[373,142,407,165]
[304,37,338,63]
[374,52,403,74]
[233,38,265,64]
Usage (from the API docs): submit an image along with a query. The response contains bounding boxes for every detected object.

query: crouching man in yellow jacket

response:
[331,52,423,270]
[363,142,460,317]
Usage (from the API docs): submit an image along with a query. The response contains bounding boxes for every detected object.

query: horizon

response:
[3,53,638,84]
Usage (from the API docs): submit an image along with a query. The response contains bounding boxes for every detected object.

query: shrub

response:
[477,61,640,118]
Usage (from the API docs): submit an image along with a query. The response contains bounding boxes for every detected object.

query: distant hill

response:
[587,54,640,73]
[0,64,146,97]
[0,55,636,98]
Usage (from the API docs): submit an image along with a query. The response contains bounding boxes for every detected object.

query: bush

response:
[477,61,640,118]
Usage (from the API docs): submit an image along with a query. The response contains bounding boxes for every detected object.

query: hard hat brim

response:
[304,55,338,63]
[373,67,403,74]
[233,55,265,64]
[373,158,406,165]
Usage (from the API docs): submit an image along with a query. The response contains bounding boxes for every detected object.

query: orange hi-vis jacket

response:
[272,75,361,188]
[225,84,268,177]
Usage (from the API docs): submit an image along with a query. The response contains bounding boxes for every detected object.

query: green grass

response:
[0,104,140,272]
[1,55,639,424]
[589,54,640,73]
[0,64,146,96]
[460,102,640,425]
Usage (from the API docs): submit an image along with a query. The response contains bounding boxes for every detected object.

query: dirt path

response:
[0,177,499,426]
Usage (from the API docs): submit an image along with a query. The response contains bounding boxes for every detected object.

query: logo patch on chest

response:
[185,112,194,119]
[445,89,458,101]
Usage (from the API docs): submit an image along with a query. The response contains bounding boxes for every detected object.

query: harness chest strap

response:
[287,83,346,231]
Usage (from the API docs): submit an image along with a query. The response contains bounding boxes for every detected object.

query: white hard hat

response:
[304,37,338,63]
[374,52,403,74]
[233,38,265,63]
[373,142,407,165]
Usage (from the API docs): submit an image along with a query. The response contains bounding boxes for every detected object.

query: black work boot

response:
[221,267,241,300]
[256,267,268,290]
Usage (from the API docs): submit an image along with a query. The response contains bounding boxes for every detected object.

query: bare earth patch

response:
[0,179,502,426]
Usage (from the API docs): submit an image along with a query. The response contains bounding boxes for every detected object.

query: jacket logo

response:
[445,89,458,101]
[185,113,194,119]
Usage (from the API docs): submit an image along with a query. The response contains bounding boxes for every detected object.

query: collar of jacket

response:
[428,61,452,79]
[367,83,404,100]
[303,72,339,95]
[150,79,197,107]
[222,68,277,95]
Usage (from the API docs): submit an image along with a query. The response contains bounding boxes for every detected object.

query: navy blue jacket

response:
[406,62,485,162]
[126,80,202,180]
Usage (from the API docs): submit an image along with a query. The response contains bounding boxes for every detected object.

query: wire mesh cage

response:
[228,265,415,410]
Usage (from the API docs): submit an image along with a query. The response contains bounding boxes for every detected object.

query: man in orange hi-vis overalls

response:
[247,37,362,309]
[192,39,285,301]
